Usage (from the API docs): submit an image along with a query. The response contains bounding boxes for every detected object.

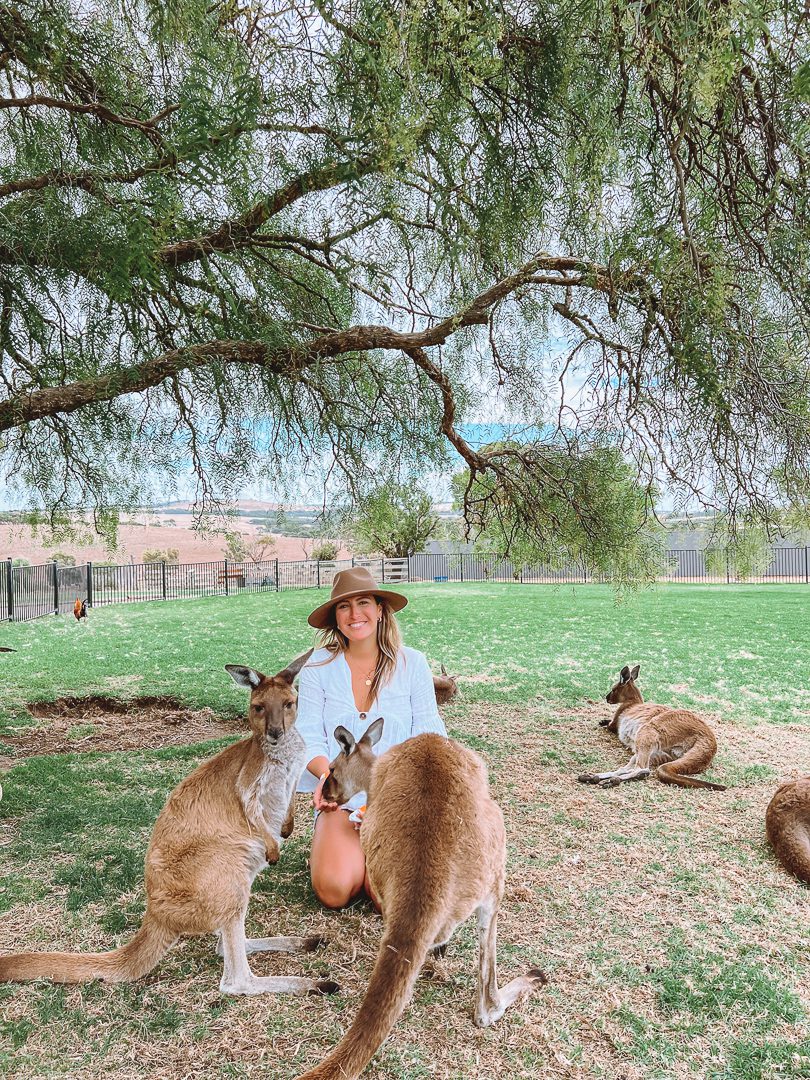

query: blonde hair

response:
[316,596,403,709]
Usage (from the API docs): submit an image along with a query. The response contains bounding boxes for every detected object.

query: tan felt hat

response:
[307,566,408,629]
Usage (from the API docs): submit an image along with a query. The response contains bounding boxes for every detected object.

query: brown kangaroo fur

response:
[578,664,726,790]
[766,778,810,884]
[432,663,460,705]
[296,719,546,1080]
[0,650,339,996]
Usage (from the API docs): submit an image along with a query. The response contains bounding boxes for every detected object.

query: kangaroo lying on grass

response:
[578,664,726,790]
[0,650,338,997]
[296,719,546,1080]
[766,778,810,884]
[432,663,459,705]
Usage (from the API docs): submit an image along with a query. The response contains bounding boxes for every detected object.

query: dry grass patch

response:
[0,698,243,768]
[2,701,809,1079]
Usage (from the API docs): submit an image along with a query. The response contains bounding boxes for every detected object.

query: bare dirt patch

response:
[1,697,243,765]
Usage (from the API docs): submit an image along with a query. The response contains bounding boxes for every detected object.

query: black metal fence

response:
[3,547,809,623]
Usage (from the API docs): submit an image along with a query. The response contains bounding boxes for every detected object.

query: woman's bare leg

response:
[311,811,366,909]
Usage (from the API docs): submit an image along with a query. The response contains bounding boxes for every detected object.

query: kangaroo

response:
[0,650,339,996]
[295,719,546,1080]
[578,664,726,790]
[432,663,459,705]
[766,778,810,884]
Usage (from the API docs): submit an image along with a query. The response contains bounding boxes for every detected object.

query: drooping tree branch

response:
[0,252,650,432]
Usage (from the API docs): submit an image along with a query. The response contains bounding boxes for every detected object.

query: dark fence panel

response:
[0,560,10,622]
[92,562,165,606]
[763,546,808,582]
[56,563,90,615]
[409,553,462,583]
[10,561,56,622]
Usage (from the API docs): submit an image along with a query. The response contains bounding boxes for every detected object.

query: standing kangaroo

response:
[578,664,726,790]
[0,650,338,996]
[766,778,810,884]
[296,719,546,1080]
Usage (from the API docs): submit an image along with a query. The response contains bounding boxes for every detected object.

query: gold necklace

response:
[350,656,377,687]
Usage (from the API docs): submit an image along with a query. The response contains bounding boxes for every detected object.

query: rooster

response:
[74,598,88,621]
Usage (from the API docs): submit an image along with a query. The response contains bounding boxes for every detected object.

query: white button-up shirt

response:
[296,646,447,809]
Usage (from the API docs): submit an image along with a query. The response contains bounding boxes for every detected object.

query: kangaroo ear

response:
[362,717,385,747]
[225,665,263,689]
[440,663,448,675]
[277,648,314,683]
[619,665,631,683]
[629,664,640,681]
[334,726,356,756]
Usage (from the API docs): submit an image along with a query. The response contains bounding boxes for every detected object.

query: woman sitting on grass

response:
[297,567,447,908]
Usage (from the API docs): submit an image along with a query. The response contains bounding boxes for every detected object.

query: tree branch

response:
[0,251,665,432]
[157,153,384,266]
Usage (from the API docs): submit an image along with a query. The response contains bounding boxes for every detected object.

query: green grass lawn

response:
[0,584,808,1079]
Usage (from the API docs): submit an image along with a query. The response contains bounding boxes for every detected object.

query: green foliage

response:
[0,0,806,540]
[309,540,339,561]
[705,521,773,583]
[222,529,275,565]
[50,551,76,567]
[453,444,665,587]
[142,548,179,564]
[349,483,438,558]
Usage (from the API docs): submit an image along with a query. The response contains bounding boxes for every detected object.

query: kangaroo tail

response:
[294,914,436,1080]
[0,912,178,984]
[657,743,725,791]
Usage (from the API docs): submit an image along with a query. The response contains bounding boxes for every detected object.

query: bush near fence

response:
[1,548,808,623]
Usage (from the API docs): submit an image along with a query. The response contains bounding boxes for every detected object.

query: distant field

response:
[0,584,808,1078]
[0,519,330,567]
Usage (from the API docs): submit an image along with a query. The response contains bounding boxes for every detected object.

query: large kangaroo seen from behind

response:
[766,778,810,884]
[0,650,338,997]
[578,664,726,790]
[296,720,546,1080]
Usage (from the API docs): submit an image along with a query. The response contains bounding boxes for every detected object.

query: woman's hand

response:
[313,772,339,813]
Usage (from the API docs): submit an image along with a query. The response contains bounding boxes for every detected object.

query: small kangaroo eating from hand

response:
[578,663,726,790]
[765,777,810,884]
[0,649,339,997]
[296,719,546,1080]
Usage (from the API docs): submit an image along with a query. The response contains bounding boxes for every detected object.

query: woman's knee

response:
[311,867,364,909]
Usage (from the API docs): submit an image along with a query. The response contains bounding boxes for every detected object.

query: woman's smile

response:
[335,595,381,640]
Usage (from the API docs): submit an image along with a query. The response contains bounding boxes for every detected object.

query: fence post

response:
[275,558,279,591]
[87,562,93,608]
[52,560,59,615]
[6,558,12,621]
[316,560,321,588]
[460,555,464,583]
[381,559,385,583]
[407,556,411,582]
[161,560,167,601]
[224,558,229,596]
[726,550,731,585]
